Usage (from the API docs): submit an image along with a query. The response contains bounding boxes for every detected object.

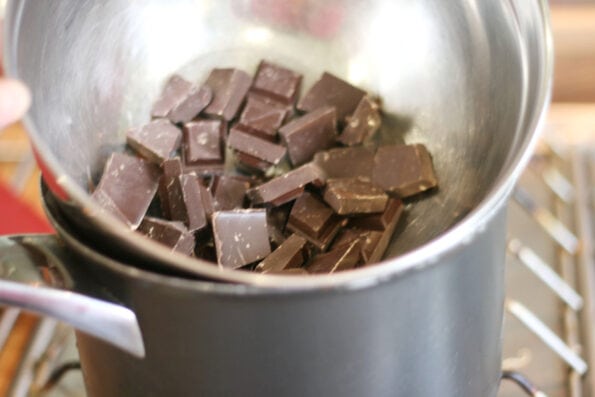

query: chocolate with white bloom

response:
[251,60,302,105]
[228,127,287,171]
[212,209,271,269]
[126,119,182,164]
[92,153,160,229]
[247,163,326,206]
[139,217,195,256]
[151,75,193,118]
[204,68,252,121]
[167,84,213,124]
[323,177,388,215]
[338,96,382,146]
[313,146,375,179]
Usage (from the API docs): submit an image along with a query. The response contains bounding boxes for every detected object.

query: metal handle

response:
[0,235,145,358]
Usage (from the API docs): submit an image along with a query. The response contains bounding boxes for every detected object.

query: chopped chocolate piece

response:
[212,209,271,269]
[92,153,161,229]
[138,217,195,256]
[286,192,345,251]
[255,234,308,273]
[372,144,438,197]
[126,119,182,164]
[349,197,403,231]
[251,60,302,105]
[236,96,289,141]
[335,199,403,264]
[306,239,361,274]
[163,157,183,177]
[204,68,252,121]
[234,152,273,173]
[168,84,213,124]
[228,128,287,171]
[211,175,250,211]
[297,72,366,121]
[279,106,337,166]
[151,75,193,118]
[338,96,382,146]
[183,120,225,164]
[313,146,375,179]
[247,163,326,206]
[158,157,183,218]
[167,174,208,232]
[323,178,388,215]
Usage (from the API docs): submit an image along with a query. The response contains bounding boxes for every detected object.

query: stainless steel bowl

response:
[3,0,552,285]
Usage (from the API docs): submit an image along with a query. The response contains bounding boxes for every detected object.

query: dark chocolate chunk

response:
[338,96,381,146]
[167,174,208,232]
[151,75,193,119]
[228,127,286,171]
[182,119,225,174]
[372,144,438,197]
[247,163,326,206]
[198,180,215,220]
[235,96,289,141]
[335,199,404,264]
[168,84,213,124]
[279,106,337,166]
[92,153,161,229]
[255,234,308,273]
[250,60,302,105]
[204,68,252,121]
[286,192,345,251]
[211,175,250,211]
[313,146,375,179]
[126,119,182,164]
[158,157,183,218]
[212,209,271,269]
[306,239,361,274]
[297,72,366,121]
[138,217,195,256]
[323,178,388,215]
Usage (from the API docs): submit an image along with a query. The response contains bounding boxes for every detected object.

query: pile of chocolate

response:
[91,61,438,275]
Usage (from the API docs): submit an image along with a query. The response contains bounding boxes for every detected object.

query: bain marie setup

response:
[1,1,553,396]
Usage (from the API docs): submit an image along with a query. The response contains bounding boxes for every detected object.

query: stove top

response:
[1,109,594,397]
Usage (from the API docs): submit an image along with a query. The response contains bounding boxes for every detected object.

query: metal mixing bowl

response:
[4,0,552,285]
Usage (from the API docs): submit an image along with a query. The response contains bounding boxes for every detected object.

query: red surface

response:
[0,182,53,234]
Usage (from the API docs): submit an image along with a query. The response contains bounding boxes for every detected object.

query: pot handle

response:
[0,234,145,358]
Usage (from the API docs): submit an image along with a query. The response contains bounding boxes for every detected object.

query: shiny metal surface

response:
[3,0,552,284]
[0,236,145,358]
[37,191,507,397]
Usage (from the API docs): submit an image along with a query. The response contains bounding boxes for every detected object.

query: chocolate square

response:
[228,127,287,171]
[212,209,271,269]
[255,234,308,273]
[286,192,345,251]
[151,75,193,118]
[167,84,213,124]
[167,173,208,233]
[251,60,302,105]
[372,144,438,197]
[211,175,251,211]
[182,119,225,174]
[92,153,161,229]
[297,72,366,121]
[313,146,375,179]
[323,177,388,215]
[278,106,337,166]
[236,96,289,141]
[138,217,195,256]
[126,119,182,164]
[338,96,382,146]
[247,163,326,206]
[306,240,361,274]
[204,68,252,121]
